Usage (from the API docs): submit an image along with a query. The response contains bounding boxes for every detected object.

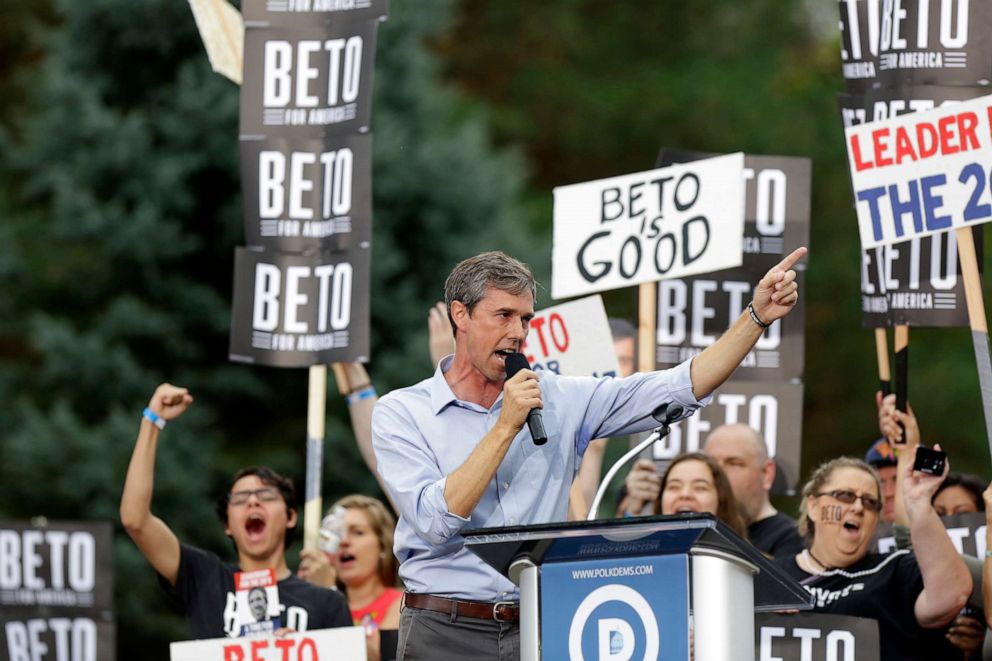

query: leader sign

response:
[521,295,620,378]
[240,22,378,136]
[229,247,370,367]
[552,153,745,299]
[241,133,371,253]
[847,93,992,249]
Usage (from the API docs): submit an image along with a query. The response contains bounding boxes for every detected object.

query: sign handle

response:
[638,282,657,373]
[955,227,992,457]
[874,328,891,396]
[304,364,327,550]
[893,325,908,413]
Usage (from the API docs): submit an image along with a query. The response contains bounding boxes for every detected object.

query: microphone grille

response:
[504,352,530,378]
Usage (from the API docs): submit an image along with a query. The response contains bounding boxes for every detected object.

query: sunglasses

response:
[815,489,883,513]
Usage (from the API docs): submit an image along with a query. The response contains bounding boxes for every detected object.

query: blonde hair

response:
[797,457,881,539]
[331,494,398,587]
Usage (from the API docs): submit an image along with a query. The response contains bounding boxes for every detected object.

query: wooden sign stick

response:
[303,365,327,550]
[874,328,891,396]
[638,282,658,374]
[955,226,992,457]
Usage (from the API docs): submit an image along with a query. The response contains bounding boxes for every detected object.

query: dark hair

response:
[933,473,987,512]
[215,466,297,548]
[608,317,636,341]
[443,251,537,336]
[656,452,748,539]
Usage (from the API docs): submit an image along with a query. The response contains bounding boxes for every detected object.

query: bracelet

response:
[142,407,166,430]
[747,301,771,329]
[346,386,376,406]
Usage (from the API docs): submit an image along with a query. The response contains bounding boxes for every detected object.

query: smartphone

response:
[913,446,947,475]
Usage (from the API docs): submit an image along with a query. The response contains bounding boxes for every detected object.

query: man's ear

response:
[287,508,298,529]
[450,300,470,332]
[762,458,776,492]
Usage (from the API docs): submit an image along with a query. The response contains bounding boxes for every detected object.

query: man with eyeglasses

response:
[120,383,350,640]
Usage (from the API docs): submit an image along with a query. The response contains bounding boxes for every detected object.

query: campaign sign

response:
[652,154,810,382]
[2,612,116,661]
[839,85,990,129]
[520,295,619,378]
[838,0,992,90]
[240,22,379,137]
[541,555,688,661]
[242,0,389,26]
[645,381,803,495]
[876,511,987,555]
[229,247,370,367]
[756,612,880,661]
[846,93,992,250]
[0,521,113,610]
[241,133,372,253]
[860,228,981,327]
[551,153,745,299]
[170,626,366,661]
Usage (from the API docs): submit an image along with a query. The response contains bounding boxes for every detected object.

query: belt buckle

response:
[492,600,516,622]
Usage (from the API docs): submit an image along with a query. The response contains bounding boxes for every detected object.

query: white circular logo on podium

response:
[567,584,659,660]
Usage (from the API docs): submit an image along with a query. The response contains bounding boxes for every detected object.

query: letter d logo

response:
[598,618,634,660]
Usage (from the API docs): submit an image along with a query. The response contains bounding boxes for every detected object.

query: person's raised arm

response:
[119,383,193,586]
[428,301,456,367]
[877,391,920,527]
[689,248,805,400]
[907,444,972,628]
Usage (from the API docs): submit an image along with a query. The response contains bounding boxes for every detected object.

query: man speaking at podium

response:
[372,249,804,660]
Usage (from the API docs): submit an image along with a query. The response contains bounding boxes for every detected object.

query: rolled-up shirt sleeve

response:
[372,396,470,546]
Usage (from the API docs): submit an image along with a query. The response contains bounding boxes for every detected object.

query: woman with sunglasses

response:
[780,453,971,661]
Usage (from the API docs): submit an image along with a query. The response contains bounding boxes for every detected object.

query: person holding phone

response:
[779,454,971,661]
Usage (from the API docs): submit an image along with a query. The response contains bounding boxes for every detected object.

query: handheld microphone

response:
[504,352,549,446]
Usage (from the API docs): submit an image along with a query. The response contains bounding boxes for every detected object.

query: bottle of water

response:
[318,505,347,554]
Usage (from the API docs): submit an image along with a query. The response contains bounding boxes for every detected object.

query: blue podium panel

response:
[540,555,689,661]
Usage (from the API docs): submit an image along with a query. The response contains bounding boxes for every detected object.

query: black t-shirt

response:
[778,550,953,661]
[159,544,351,639]
[748,512,803,560]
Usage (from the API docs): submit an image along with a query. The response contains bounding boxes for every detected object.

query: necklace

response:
[805,549,833,573]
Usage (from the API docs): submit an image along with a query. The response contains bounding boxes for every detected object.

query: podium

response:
[464,513,811,661]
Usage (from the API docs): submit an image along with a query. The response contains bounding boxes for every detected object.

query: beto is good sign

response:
[846,92,992,249]
[552,153,745,299]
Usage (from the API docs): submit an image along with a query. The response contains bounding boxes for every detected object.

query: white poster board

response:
[552,153,745,299]
[846,92,992,249]
[170,626,366,661]
[521,295,620,377]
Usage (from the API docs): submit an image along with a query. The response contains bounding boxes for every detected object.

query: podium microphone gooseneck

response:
[586,402,684,521]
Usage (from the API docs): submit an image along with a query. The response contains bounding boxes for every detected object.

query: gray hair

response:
[444,251,537,335]
[797,457,881,540]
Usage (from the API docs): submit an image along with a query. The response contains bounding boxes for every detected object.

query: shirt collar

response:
[430,354,458,413]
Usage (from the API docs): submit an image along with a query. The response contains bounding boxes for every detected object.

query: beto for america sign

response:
[229,247,370,367]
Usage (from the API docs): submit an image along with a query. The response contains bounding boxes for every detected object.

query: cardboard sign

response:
[242,0,389,25]
[241,133,371,253]
[876,511,987,555]
[229,247,370,366]
[0,521,113,611]
[840,84,991,129]
[189,0,245,84]
[846,93,992,249]
[644,381,804,495]
[756,612,880,661]
[240,21,379,137]
[170,626,366,661]
[838,0,992,90]
[1,613,116,661]
[653,153,810,382]
[551,153,745,299]
[520,295,620,378]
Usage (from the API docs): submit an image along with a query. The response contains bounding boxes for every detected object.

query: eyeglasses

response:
[815,489,883,513]
[229,487,281,506]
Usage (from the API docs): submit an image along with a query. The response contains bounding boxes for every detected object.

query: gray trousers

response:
[396,605,520,661]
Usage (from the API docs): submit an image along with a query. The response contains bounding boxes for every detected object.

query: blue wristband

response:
[142,407,166,430]
[346,386,377,406]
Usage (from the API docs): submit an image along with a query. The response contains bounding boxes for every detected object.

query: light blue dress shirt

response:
[371,355,707,602]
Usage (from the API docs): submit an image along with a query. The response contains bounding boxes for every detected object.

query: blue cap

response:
[865,437,897,467]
